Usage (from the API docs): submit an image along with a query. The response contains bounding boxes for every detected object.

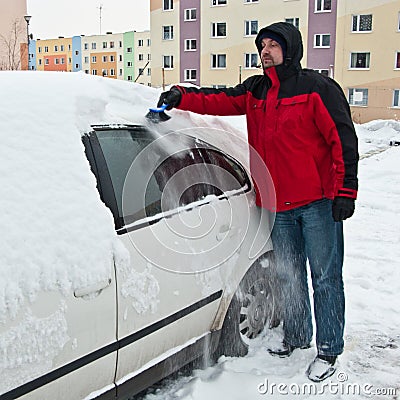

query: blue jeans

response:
[271,198,344,356]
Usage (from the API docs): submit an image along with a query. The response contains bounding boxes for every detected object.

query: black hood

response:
[255,22,303,79]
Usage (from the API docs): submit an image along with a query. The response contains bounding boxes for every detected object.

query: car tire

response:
[215,251,279,358]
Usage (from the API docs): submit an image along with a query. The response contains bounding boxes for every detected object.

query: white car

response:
[0,72,278,400]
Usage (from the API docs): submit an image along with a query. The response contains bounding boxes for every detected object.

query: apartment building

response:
[150,0,309,88]
[133,30,152,86]
[28,31,151,85]
[34,37,75,72]
[81,32,124,79]
[335,0,400,123]
[0,0,28,70]
[150,0,400,122]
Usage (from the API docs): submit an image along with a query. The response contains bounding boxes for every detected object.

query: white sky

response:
[27,0,150,40]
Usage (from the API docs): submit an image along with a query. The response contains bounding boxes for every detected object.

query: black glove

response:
[332,197,355,222]
[157,88,182,110]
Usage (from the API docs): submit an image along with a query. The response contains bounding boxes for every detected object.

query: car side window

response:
[200,148,248,193]
[92,127,249,228]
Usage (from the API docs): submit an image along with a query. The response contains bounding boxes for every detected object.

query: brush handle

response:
[148,103,169,113]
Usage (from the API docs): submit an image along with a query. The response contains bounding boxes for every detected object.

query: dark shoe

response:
[306,355,337,382]
[268,341,310,358]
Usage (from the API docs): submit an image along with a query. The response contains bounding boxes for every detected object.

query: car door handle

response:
[216,225,237,241]
[74,278,112,298]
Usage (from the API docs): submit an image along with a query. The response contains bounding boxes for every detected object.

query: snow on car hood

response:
[0,71,247,323]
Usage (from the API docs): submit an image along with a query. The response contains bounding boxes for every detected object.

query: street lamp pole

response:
[24,15,32,70]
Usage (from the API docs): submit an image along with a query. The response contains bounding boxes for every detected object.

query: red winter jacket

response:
[174,23,359,212]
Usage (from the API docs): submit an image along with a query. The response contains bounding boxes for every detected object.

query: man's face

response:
[260,38,284,69]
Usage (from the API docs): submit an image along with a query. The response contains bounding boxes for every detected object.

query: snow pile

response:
[355,119,400,157]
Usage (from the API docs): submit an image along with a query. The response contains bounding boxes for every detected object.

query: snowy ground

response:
[136,121,400,400]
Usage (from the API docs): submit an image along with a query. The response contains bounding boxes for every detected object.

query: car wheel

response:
[215,252,278,358]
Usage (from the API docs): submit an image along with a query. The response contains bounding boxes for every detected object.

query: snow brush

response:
[145,103,171,123]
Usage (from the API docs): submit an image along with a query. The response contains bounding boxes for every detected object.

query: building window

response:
[61,45,65,51]
[138,39,144,47]
[119,69,123,76]
[395,52,400,69]
[185,39,197,51]
[147,39,151,46]
[163,0,173,10]
[68,45,71,51]
[84,43,88,50]
[211,22,227,37]
[110,69,115,76]
[212,85,227,89]
[127,47,133,53]
[314,34,330,48]
[212,0,227,5]
[163,25,174,40]
[61,58,65,64]
[184,8,197,21]
[92,56,97,63]
[110,55,115,62]
[75,50,79,56]
[147,68,151,76]
[127,76,133,81]
[75,63,79,69]
[103,42,107,49]
[148,54,151,61]
[102,56,108,62]
[44,46,49,52]
[211,54,226,68]
[102,69,108,76]
[245,20,258,36]
[119,41,123,48]
[352,14,372,32]
[38,47,42,53]
[110,41,114,48]
[45,58,49,65]
[119,55,123,62]
[92,70,97,75]
[348,88,368,106]
[55,58,59,65]
[92,43,96,50]
[244,0,259,3]
[393,89,400,107]
[184,69,197,81]
[138,54,144,61]
[350,52,370,69]
[84,56,89,63]
[127,61,133,67]
[245,53,259,68]
[54,45,58,52]
[68,57,71,64]
[315,0,331,12]
[285,17,300,29]
[163,55,174,69]
[38,59,42,65]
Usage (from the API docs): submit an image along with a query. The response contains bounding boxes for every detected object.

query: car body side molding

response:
[1,290,223,400]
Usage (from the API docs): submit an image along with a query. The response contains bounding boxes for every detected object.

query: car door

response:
[86,126,252,391]
[0,264,117,400]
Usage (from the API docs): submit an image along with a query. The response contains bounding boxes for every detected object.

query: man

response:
[156,22,359,382]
